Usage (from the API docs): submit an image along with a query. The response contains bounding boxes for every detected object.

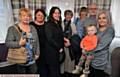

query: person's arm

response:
[73,17,84,39]
[77,22,84,39]
[73,17,78,25]
[5,26,21,48]
[31,25,40,59]
[71,23,77,35]
[93,27,115,52]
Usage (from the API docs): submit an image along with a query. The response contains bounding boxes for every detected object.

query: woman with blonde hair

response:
[5,8,40,74]
[88,10,115,77]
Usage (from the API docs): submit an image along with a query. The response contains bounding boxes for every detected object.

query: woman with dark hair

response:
[30,9,47,76]
[44,7,64,77]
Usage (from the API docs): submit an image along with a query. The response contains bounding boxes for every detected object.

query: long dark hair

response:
[48,6,62,24]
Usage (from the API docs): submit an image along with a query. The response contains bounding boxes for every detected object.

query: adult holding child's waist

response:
[88,10,115,77]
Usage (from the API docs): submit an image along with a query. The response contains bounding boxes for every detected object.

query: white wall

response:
[109,0,120,52]
[0,0,14,43]
[111,0,120,37]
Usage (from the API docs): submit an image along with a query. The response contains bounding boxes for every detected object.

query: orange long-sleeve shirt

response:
[80,35,98,52]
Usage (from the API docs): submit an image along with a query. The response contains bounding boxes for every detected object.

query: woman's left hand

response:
[64,37,71,47]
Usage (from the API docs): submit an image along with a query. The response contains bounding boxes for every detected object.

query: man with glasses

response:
[84,3,98,28]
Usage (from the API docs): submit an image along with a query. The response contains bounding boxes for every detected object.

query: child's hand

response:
[88,55,94,60]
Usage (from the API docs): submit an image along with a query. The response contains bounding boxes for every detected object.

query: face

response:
[35,11,45,22]
[98,13,108,27]
[65,14,72,21]
[19,11,30,24]
[53,9,61,21]
[80,11,87,19]
[87,26,97,35]
[88,4,97,16]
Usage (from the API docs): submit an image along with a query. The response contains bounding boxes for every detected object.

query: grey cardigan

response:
[91,26,115,71]
[5,24,40,57]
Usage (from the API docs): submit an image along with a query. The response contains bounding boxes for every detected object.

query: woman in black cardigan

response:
[30,9,47,76]
[44,7,64,77]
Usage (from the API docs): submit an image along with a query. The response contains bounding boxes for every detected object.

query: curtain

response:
[28,0,46,20]
[11,0,25,22]
[109,0,120,52]
[46,0,75,21]
[0,0,14,43]
[11,0,46,22]
[74,0,111,16]
[0,0,14,62]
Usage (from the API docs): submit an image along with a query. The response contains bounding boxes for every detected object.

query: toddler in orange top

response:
[72,24,98,75]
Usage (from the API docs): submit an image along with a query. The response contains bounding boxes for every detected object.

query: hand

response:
[64,38,71,47]
[19,37,26,46]
[59,48,63,53]
[88,55,94,60]
[35,55,39,60]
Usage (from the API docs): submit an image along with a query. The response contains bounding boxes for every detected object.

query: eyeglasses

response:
[89,8,97,10]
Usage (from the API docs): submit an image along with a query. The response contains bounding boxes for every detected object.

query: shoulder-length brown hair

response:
[48,6,62,24]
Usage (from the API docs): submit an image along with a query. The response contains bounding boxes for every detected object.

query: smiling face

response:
[53,9,61,21]
[64,10,73,21]
[19,8,31,24]
[19,11,30,24]
[88,3,98,16]
[79,11,87,20]
[98,12,108,27]
[65,14,72,21]
[35,11,45,23]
